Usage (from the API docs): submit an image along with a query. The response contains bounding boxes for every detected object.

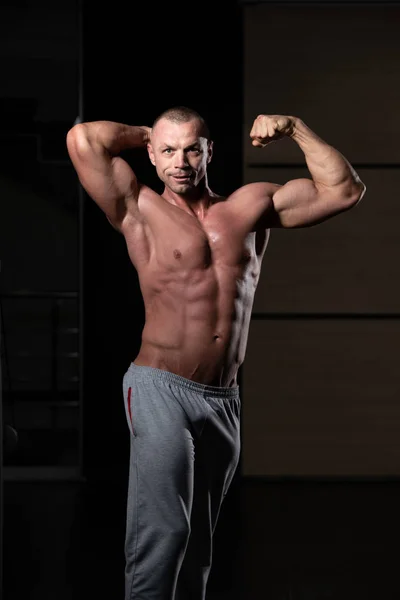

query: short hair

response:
[152,106,210,140]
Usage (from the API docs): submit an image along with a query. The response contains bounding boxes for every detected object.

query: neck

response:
[162,177,216,219]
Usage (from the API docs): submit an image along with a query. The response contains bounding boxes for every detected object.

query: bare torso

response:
[121,184,270,387]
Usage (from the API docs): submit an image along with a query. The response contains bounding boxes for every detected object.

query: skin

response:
[66,114,365,387]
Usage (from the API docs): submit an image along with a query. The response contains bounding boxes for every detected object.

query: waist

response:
[128,362,240,398]
[134,340,241,388]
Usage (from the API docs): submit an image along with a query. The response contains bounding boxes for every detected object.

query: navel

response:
[173,249,182,259]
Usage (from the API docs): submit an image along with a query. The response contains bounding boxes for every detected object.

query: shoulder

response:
[131,181,182,218]
[225,182,281,220]
[228,181,281,202]
[109,183,162,233]
[211,182,282,233]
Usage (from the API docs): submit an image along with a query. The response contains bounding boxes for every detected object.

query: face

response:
[147,118,213,195]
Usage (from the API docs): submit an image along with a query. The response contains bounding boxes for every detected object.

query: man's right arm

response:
[66,121,151,227]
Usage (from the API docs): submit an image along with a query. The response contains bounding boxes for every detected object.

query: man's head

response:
[147,106,213,196]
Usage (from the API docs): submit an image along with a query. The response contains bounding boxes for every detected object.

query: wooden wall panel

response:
[243,4,400,166]
[242,319,400,476]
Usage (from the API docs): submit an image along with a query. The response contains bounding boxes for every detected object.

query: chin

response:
[171,183,192,193]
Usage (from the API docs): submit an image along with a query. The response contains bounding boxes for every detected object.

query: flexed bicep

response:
[248,114,365,229]
[270,177,355,228]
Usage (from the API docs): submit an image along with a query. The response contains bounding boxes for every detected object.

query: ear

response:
[207,140,213,164]
[147,143,156,166]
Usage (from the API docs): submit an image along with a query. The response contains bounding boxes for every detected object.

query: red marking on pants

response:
[127,387,134,433]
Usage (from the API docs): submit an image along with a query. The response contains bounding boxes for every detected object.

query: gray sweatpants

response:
[122,363,241,600]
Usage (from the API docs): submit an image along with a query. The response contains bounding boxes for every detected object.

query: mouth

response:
[171,173,192,182]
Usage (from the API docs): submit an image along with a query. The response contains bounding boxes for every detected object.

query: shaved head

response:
[152,106,210,140]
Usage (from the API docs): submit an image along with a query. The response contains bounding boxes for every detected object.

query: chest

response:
[151,211,256,272]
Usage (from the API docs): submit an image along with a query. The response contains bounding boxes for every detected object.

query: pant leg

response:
[123,374,206,600]
[175,394,241,600]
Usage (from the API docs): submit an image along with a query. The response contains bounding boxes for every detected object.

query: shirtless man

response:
[66,107,365,600]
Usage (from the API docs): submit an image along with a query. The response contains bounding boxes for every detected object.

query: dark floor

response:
[3,477,400,600]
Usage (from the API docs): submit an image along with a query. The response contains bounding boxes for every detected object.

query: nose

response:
[174,150,188,169]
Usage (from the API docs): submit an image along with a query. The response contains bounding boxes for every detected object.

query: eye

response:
[163,148,173,154]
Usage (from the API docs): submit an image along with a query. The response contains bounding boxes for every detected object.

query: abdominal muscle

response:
[133,262,256,387]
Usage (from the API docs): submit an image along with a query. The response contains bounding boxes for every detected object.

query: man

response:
[66,107,365,599]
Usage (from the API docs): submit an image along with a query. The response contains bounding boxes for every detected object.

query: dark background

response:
[1,1,400,599]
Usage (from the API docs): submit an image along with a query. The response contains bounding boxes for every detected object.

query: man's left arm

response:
[250,115,366,228]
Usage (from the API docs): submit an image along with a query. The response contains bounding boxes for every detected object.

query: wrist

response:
[117,124,149,151]
[136,125,151,146]
[288,116,302,138]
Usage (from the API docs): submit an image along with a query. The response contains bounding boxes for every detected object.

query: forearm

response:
[69,120,150,158]
[290,117,363,192]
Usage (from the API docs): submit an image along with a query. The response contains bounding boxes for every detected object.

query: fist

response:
[250,115,295,148]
